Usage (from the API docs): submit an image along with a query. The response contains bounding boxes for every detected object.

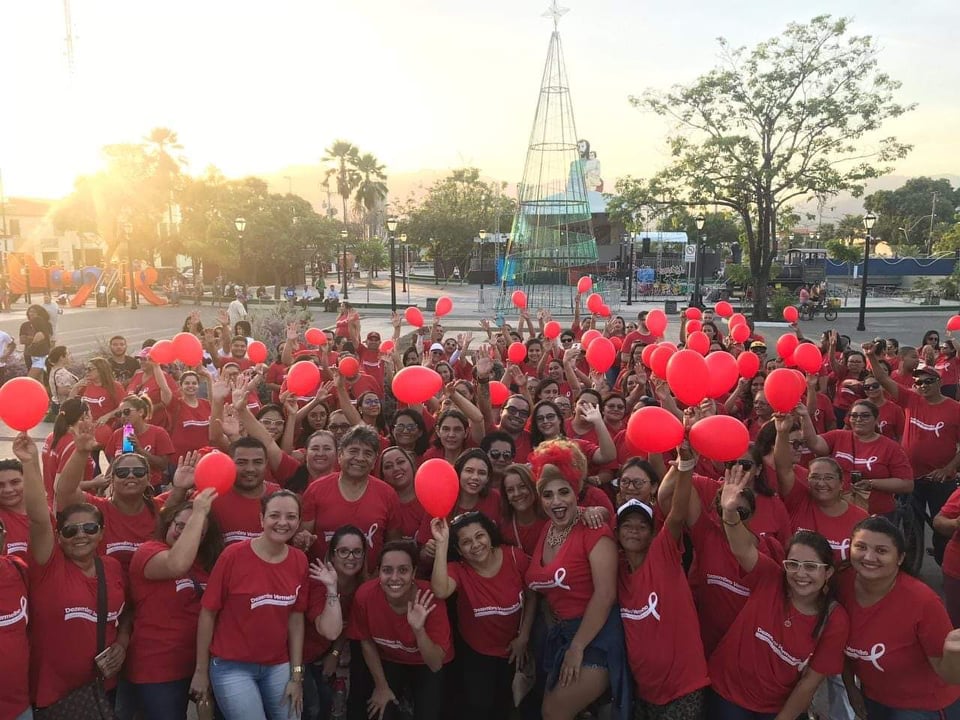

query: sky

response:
[1,0,958,205]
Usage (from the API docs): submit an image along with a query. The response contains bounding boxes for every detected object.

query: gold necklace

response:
[546,511,581,548]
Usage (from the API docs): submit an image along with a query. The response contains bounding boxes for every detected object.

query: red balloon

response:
[626,406,685,454]
[577,276,593,294]
[415,458,460,518]
[247,341,268,364]
[783,306,799,323]
[586,293,604,314]
[685,307,702,320]
[690,415,750,462]
[776,333,799,360]
[737,350,761,379]
[581,329,602,349]
[586,337,617,373]
[489,381,510,406]
[172,332,204,366]
[641,343,658,369]
[194,451,237,495]
[686,331,710,356]
[286,361,321,396]
[729,313,747,328]
[793,343,823,374]
[715,301,733,318]
[948,315,960,332]
[149,340,176,364]
[666,350,709,406]
[686,319,702,333]
[339,356,359,378]
[404,306,424,328]
[305,328,326,346]
[435,296,453,317]
[507,342,527,364]
[0,377,49,430]
[645,309,667,337]
[392,366,444,404]
[730,324,751,344]
[544,321,562,339]
[511,290,527,309]
[650,344,677,378]
[764,368,804,413]
[705,351,740,398]
[598,305,612,318]
[380,339,395,353]
[610,336,623,352]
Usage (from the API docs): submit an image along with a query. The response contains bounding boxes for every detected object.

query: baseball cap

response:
[430,343,445,353]
[616,499,654,525]
[134,348,151,359]
[749,341,767,352]
[913,366,941,380]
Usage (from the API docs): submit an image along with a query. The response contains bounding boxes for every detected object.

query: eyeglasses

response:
[60,521,102,538]
[914,377,939,387]
[847,412,874,421]
[536,413,558,423]
[787,440,805,450]
[362,397,381,406]
[560,337,573,344]
[120,408,135,416]
[750,347,766,355]
[430,350,444,355]
[808,474,839,483]
[620,477,650,489]
[394,423,418,433]
[172,521,188,533]
[782,559,829,573]
[488,450,513,461]
[504,406,530,420]
[862,383,881,391]
[114,466,149,479]
[328,423,351,432]
[724,459,755,471]
[334,547,364,559]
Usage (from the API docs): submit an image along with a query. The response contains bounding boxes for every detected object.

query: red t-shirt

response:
[894,388,960,478]
[492,425,532,465]
[81,381,125,423]
[28,549,126,707]
[874,400,905,441]
[937,355,960,387]
[203,541,308,665]
[415,490,503,545]
[618,530,710,705]
[395,497,426,541]
[265,362,288,404]
[525,523,613,621]
[86,494,162,573]
[782,477,867,564]
[348,578,454,665]
[0,556,30,718]
[210,483,281,545]
[820,430,914,515]
[127,540,210,682]
[710,555,849,713]
[936,486,960,579]
[125,369,180,429]
[41,432,95,505]
[810,392,835,434]
[501,516,548,557]
[691,474,792,550]
[837,570,960,711]
[356,345,386,386]
[166,397,212,456]
[0,507,30,557]
[448,546,529,658]
[302,475,401,573]
[105,424,176,489]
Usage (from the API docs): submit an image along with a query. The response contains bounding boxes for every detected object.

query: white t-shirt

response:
[0,331,14,366]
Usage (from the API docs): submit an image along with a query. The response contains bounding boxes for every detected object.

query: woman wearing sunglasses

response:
[430,511,536,720]
[71,357,126,465]
[935,338,960,400]
[859,373,903,441]
[796,399,913,517]
[125,481,223,720]
[21,430,130,712]
[708,464,848,719]
[105,395,177,493]
[40,397,95,503]
[56,422,163,573]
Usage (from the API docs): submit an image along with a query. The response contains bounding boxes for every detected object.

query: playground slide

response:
[133,278,169,306]
[68,281,97,308]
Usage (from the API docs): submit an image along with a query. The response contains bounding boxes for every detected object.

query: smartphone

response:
[121,424,135,454]
[850,471,862,484]
[94,647,114,677]
[495,313,505,327]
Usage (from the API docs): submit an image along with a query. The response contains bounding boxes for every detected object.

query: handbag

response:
[34,556,117,720]
[507,546,536,706]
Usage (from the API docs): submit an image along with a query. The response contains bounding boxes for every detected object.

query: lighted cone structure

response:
[496,3,614,314]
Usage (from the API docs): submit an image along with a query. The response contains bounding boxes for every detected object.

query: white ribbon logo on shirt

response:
[84,396,106,408]
[834,452,879,472]
[620,592,661,623]
[909,418,945,437]
[845,643,886,672]
[365,524,379,548]
[0,596,27,627]
[528,567,570,592]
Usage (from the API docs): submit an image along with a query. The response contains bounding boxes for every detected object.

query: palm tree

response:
[323,140,361,235]
[353,152,388,240]
[144,127,186,259]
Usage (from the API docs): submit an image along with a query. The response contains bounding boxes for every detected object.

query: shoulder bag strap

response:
[94,556,107,655]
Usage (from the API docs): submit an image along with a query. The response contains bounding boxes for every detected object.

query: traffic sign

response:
[684,244,697,263]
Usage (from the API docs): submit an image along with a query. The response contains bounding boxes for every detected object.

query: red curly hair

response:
[529,439,587,495]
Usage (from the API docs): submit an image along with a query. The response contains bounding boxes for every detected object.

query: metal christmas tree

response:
[496,1,612,314]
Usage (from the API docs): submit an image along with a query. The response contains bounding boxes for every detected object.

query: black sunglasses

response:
[60,522,101,538]
[488,450,513,461]
[914,377,939,387]
[114,466,149,479]
[724,459,756,471]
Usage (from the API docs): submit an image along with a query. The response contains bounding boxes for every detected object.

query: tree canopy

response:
[606,15,913,317]
[864,176,958,252]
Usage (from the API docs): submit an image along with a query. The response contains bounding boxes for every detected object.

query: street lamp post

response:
[692,214,706,308]
[125,221,137,309]
[627,235,636,306]
[234,217,246,287]
[430,238,438,285]
[400,233,408,293]
[339,229,349,301]
[856,212,877,332]
[478,230,488,307]
[386,217,398,312]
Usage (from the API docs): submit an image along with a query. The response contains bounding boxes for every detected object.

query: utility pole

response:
[929,191,939,255]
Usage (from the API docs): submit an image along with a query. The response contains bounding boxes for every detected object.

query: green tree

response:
[353,239,389,281]
[353,153,388,240]
[609,15,912,318]
[865,177,958,252]
[323,140,361,234]
[144,127,186,262]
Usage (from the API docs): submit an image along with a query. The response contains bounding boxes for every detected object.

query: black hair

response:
[784,530,837,638]
[432,408,470,450]
[340,424,382,456]
[0,459,23,474]
[849,398,879,419]
[851,515,907,557]
[391,409,429,456]
[530,399,565,447]
[260,488,302,516]
[297,401,331,448]
[454,449,494,498]
[56,502,104,529]
[378,539,419,568]
[52,398,88,450]
[230,436,268,457]
[327,525,367,563]
[533,378,561,403]
[619,458,660,488]
[480,430,516,455]
[448,511,503,561]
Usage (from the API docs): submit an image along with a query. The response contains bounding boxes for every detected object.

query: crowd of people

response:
[5,296,960,720]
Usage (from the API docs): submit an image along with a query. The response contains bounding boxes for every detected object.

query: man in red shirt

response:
[0,458,29,557]
[870,350,960,565]
[355,331,385,385]
[891,345,920,388]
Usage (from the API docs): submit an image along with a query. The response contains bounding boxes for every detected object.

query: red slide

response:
[68,281,97,308]
[133,278,169,305]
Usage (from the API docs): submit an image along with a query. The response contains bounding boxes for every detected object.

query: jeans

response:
[14,707,33,720]
[131,678,192,720]
[810,674,854,720]
[209,658,291,720]
[707,690,776,720]
[912,477,959,565]
[865,694,960,719]
[304,664,334,720]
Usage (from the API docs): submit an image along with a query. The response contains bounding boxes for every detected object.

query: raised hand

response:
[172,451,199,489]
[309,559,339,592]
[406,588,437,631]
[74,419,98,453]
[429,517,449,545]
[720,462,751,512]
[192,487,218,514]
[390,311,401,329]
[11,432,39,464]
[211,377,231,404]
[286,322,299,341]
[582,404,603,425]
[217,309,230,326]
